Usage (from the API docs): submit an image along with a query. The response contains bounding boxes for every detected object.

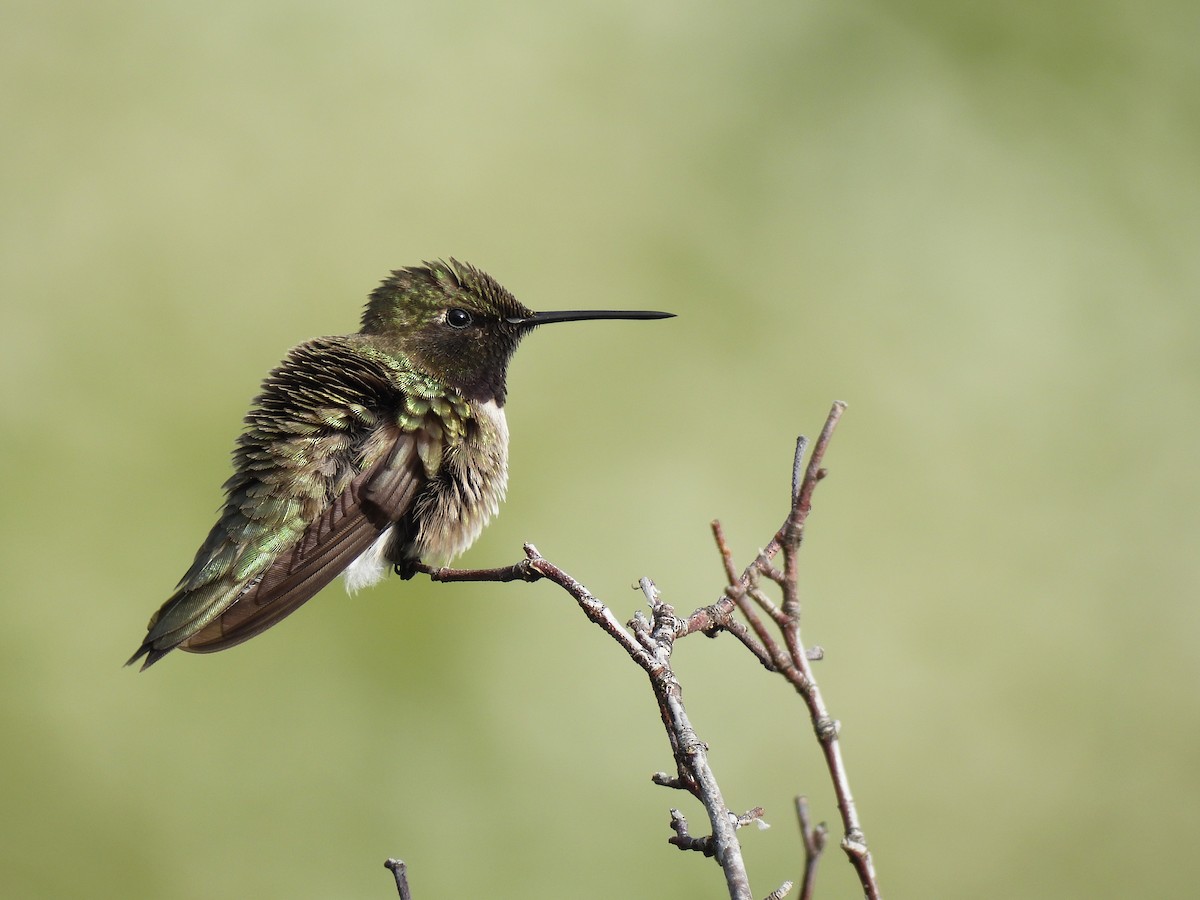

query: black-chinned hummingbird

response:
[127,260,672,669]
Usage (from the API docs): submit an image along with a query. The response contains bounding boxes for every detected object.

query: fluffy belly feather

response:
[343,398,509,593]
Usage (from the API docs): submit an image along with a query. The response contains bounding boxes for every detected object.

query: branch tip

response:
[384,858,411,900]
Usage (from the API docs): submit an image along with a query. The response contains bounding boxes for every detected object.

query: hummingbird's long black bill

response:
[512,309,675,326]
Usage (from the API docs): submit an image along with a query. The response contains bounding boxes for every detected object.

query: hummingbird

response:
[127,259,672,670]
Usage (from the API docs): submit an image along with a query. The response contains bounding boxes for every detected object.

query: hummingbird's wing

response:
[174,428,423,656]
[128,339,440,670]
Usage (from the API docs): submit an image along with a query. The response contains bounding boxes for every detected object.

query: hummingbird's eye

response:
[445,308,473,329]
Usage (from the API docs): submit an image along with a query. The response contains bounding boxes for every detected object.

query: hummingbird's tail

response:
[125,642,170,671]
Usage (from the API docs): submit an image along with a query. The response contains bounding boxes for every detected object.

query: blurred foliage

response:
[2,1,1198,897]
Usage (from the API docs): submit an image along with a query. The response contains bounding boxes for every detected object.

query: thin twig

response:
[384,859,412,900]
[743,402,880,897]
[793,796,828,900]
[698,401,880,898]
[680,403,846,641]
[713,521,788,665]
[416,558,542,584]
[719,613,780,672]
[769,407,879,897]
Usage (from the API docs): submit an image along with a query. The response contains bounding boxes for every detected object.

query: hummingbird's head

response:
[362,259,534,404]
[362,259,674,404]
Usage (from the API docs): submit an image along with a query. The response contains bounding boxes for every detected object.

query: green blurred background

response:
[3,1,1197,897]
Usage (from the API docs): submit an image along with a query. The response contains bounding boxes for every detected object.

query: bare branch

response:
[793,796,828,900]
[407,401,878,899]
[383,859,412,900]
[697,401,881,898]
[637,578,755,900]
[415,552,543,584]
[731,401,880,899]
